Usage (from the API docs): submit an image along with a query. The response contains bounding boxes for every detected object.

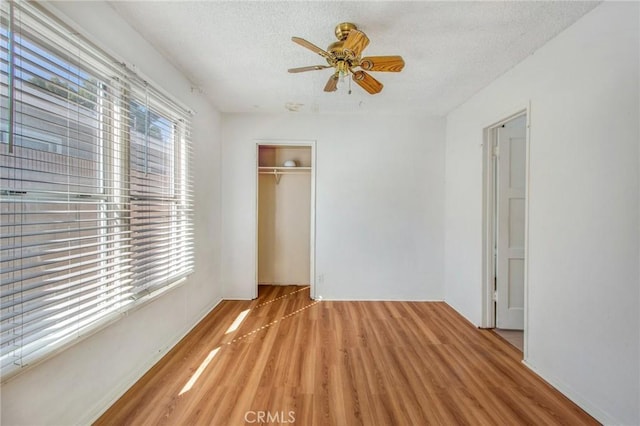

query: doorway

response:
[255,141,316,299]
[483,111,529,353]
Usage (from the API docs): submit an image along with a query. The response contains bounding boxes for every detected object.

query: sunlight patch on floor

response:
[179,347,220,395]
[225,309,250,334]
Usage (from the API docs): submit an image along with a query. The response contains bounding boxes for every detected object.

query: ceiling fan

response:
[288,22,405,95]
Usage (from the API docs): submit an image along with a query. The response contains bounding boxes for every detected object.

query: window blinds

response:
[0,1,194,378]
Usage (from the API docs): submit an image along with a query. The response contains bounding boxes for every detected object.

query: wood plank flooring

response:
[95,285,599,425]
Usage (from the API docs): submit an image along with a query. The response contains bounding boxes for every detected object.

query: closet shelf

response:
[258,166,311,172]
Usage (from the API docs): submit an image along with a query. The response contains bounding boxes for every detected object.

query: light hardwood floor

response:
[95,285,599,425]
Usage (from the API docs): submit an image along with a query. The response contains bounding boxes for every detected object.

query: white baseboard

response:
[522,360,618,425]
[82,297,223,424]
[318,297,444,302]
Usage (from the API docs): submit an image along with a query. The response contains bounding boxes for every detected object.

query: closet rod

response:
[258,167,311,184]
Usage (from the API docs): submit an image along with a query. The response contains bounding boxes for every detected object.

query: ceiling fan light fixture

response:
[289,22,404,95]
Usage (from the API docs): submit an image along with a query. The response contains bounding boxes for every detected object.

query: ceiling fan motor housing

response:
[328,23,361,69]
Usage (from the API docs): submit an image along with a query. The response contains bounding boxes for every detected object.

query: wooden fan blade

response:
[324,74,339,92]
[342,30,369,57]
[288,65,331,73]
[292,37,331,59]
[360,56,405,72]
[352,70,383,94]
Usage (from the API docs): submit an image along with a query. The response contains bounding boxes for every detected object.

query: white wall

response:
[444,3,639,424]
[1,2,223,425]
[221,113,445,301]
[258,177,312,285]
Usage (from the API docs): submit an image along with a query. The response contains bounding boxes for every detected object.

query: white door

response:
[495,115,526,330]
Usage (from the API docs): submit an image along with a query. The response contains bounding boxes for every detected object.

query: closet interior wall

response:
[258,146,311,285]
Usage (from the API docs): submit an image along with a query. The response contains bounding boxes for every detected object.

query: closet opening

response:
[256,141,316,300]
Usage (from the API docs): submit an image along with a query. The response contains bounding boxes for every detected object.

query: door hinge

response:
[492,144,500,157]
[493,291,498,302]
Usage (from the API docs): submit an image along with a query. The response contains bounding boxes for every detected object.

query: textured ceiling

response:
[109,1,599,116]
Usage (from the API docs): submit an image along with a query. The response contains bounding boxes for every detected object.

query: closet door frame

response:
[255,139,316,299]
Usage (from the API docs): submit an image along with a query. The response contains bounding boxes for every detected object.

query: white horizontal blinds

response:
[0,1,133,375]
[0,1,193,378]
[127,83,193,298]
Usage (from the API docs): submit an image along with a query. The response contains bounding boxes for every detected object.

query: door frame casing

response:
[254,139,317,300]
[481,105,531,355]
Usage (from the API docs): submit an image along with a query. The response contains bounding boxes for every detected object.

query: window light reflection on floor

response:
[177,300,319,397]
[179,347,220,395]
[225,309,250,334]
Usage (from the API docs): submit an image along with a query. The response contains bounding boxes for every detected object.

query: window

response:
[128,94,193,297]
[0,1,193,379]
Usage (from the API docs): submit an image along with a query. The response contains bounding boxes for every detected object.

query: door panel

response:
[496,115,526,330]
[509,198,525,247]
[508,259,525,309]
